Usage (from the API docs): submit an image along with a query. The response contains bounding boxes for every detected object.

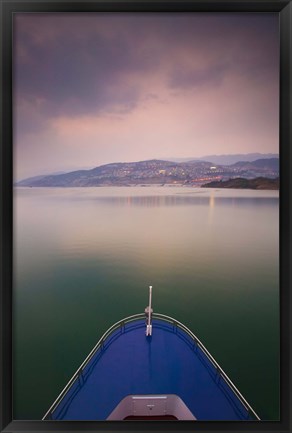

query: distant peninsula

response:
[201,177,279,190]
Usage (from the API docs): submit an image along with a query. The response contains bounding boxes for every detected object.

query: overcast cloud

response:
[14,13,279,180]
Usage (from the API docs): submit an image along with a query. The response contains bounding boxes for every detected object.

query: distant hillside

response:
[16,158,279,188]
[232,158,279,170]
[201,177,279,190]
[196,153,279,166]
[170,153,279,165]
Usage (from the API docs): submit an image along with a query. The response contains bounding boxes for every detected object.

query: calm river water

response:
[13,187,279,420]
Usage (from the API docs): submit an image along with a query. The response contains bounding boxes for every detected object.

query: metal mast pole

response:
[145,285,153,336]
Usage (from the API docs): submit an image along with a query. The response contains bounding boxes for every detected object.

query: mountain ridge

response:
[168,153,278,165]
[17,157,279,188]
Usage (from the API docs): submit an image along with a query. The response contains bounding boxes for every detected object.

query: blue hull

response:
[44,315,259,421]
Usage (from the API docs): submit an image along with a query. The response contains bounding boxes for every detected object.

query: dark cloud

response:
[14,18,148,117]
[14,13,278,120]
[168,14,278,89]
[169,62,230,89]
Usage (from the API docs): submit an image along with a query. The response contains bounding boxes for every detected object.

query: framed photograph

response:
[1,1,291,433]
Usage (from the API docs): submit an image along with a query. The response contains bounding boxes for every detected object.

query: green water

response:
[13,187,279,420]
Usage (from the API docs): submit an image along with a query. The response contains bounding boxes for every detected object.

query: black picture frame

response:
[1,1,291,432]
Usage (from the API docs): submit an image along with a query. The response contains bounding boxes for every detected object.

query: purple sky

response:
[14,13,279,180]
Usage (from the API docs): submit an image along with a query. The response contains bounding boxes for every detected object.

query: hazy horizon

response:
[14,13,279,180]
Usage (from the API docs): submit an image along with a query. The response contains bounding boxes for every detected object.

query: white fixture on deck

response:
[145,285,153,336]
[107,394,197,420]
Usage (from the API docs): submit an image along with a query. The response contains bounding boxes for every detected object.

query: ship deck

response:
[46,316,257,421]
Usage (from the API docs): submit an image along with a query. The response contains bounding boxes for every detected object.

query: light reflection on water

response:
[13,187,279,421]
[60,194,279,207]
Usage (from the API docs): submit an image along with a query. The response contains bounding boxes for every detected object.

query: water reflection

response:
[53,194,279,208]
[117,195,275,207]
[15,187,279,277]
[208,193,215,225]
